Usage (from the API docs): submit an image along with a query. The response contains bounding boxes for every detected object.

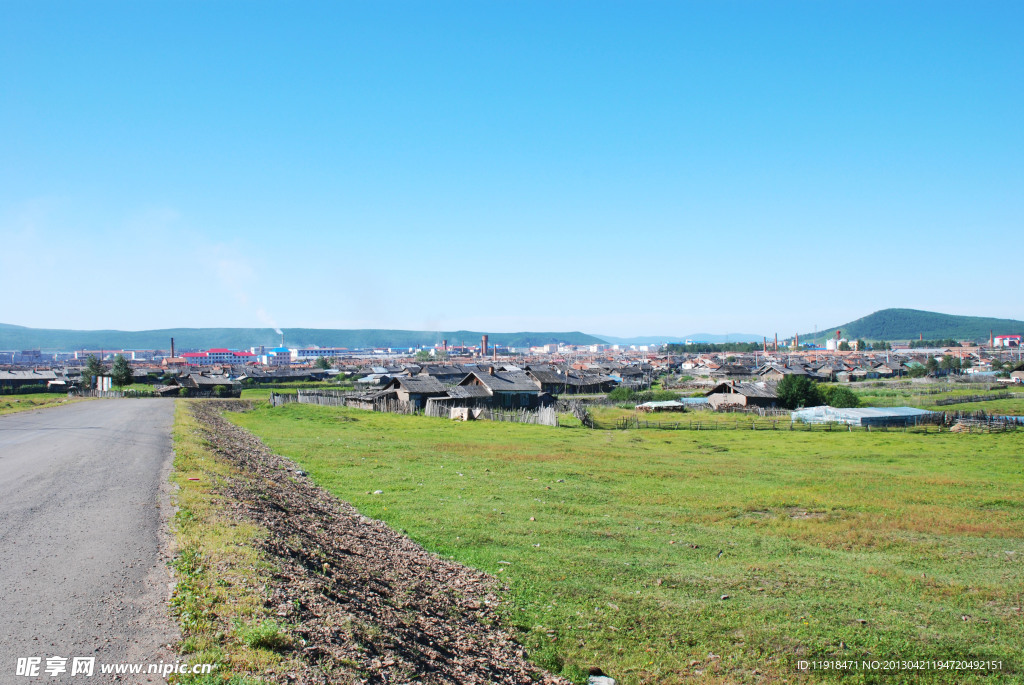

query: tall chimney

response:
[170,337,175,359]
[481,335,489,359]
[795,333,799,348]
[281,332,285,347]
[774,334,778,352]
[990,330,994,347]
[763,336,767,352]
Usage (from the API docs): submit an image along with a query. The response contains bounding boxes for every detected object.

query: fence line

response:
[933,392,1021,406]
[71,389,125,399]
[481,406,558,426]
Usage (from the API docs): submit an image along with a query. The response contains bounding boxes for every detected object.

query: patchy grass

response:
[169,401,302,684]
[229,403,1024,684]
[0,393,86,415]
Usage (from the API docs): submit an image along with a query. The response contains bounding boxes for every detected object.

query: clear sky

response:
[2,1,1021,338]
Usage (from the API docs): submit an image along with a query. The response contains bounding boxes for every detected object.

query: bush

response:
[818,384,860,408]
[777,375,823,409]
[607,386,635,402]
[6,384,49,395]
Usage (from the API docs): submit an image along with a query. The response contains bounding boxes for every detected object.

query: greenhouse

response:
[791,405,936,427]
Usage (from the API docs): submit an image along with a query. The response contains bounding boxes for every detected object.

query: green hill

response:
[0,323,604,352]
[805,309,1024,344]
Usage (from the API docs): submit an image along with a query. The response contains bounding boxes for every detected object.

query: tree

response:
[415,350,432,362]
[856,339,867,351]
[838,340,851,351]
[81,355,107,389]
[776,375,823,409]
[315,356,333,370]
[110,354,133,388]
[818,384,860,408]
[925,357,940,374]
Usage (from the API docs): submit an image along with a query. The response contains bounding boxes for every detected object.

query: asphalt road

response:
[0,399,178,682]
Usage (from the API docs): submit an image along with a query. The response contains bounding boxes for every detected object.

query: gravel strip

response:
[189,401,570,685]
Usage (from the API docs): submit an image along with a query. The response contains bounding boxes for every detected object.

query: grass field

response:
[228,403,1024,683]
[852,383,1022,412]
[0,393,85,415]
[240,382,353,401]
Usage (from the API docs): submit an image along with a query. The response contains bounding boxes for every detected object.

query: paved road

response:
[0,400,178,682]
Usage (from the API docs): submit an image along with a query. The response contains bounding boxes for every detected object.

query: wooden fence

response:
[481,406,559,426]
[933,392,1020,406]
[270,392,298,407]
[612,409,1018,433]
[71,389,125,399]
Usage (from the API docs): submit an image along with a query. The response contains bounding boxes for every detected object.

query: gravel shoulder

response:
[185,401,570,684]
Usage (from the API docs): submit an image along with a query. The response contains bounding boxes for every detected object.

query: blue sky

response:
[2,1,1021,337]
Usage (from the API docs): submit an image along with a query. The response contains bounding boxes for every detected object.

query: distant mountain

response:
[804,309,1024,343]
[0,323,605,352]
[598,335,681,346]
[599,333,763,346]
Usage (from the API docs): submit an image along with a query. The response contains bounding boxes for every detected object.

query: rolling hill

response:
[0,323,605,352]
[804,309,1024,344]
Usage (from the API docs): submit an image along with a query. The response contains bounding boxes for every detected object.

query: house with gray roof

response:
[456,367,545,408]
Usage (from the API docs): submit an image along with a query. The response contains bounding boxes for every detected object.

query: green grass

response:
[920,398,1024,415]
[240,382,352,401]
[0,393,86,415]
[227,403,1024,683]
[852,382,1015,409]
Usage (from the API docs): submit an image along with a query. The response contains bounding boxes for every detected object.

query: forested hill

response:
[0,323,605,352]
[805,309,1024,343]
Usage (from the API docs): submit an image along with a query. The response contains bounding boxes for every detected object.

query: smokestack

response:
[920,333,923,341]
[281,332,285,347]
[795,333,799,348]
[481,335,489,358]
[170,337,175,359]
[990,330,994,348]
[763,337,767,352]
[774,334,778,352]
[442,339,448,352]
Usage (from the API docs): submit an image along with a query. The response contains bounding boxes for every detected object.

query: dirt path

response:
[191,402,569,684]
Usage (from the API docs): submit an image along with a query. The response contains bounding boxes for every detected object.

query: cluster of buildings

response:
[2,328,1022,398]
